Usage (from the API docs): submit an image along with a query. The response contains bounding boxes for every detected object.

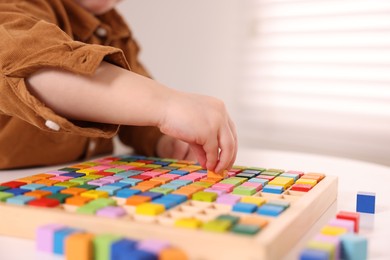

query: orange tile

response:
[65,196,92,206]
[207,170,227,179]
[172,188,194,198]
[24,190,52,199]
[137,181,161,188]
[125,195,151,206]
[201,178,220,184]
[35,179,60,186]
[159,248,188,260]
[65,232,94,260]
[61,187,87,196]
[181,185,204,192]
[130,185,151,192]
[149,177,171,184]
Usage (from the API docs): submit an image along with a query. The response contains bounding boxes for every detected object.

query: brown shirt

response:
[0,0,162,169]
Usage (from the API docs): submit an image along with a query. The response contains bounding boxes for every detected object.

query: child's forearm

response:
[26,61,238,173]
[26,61,171,127]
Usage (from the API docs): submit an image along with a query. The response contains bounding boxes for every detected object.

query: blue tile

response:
[232,202,257,213]
[115,189,141,198]
[6,188,29,196]
[356,192,375,214]
[257,204,285,217]
[262,185,284,194]
[299,249,329,260]
[6,195,34,205]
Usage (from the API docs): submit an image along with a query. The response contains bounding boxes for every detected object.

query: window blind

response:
[238,0,390,165]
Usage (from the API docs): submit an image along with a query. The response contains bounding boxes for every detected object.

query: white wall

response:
[117,0,240,114]
[117,1,390,166]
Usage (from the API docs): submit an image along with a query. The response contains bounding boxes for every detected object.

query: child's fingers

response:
[203,138,219,171]
[172,139,190,159]
[228,116,238,168]
[190,143,207,168]
[215,124,236,173]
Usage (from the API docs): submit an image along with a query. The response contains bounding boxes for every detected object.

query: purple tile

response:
[100,176,123,183]
[36,224,65,252]
[203,188,226,196]
[96,206,127,218]
[328,218,354,233]
[314,234,341,260]
[216,194,241,205]
[137,239,171,254]
[88,179,111,187]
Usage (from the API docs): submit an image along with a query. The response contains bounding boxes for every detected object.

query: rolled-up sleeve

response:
[0,2,129,138]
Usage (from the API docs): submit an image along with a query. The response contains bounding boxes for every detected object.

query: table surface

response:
[0,148,389,260]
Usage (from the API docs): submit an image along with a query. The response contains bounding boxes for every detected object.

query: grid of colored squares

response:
[0,155,326,236]
[37,223,188,260]
[299,211,367,260]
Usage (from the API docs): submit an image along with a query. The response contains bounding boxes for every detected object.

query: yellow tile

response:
[80,190,109,199]
[268,177,295,189]
[169,163,188,168]
[16,176,42,184]
[35,179,60,186]
[241,196,266,206]
[128,162,146,167]
[54,181,79,188]
[76,168,99,175]
[296,178,317,186]
[174,218,202,229]
[136,203,165,216]
[320,225,348,236]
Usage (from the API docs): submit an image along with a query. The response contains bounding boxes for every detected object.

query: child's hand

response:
[157,91,237,173]
[156,135,197,161]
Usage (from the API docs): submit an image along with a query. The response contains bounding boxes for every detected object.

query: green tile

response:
[216,214,240,225]
[46,193,72,203]
[0,186,9,192]
[149,187,174,195]
[76,204,102,215]
[260,171,281,177]
[77,184,98,190]
[202,220,232,232]
[231,224,260,235]
[232,186,257,196]
[93,234,122,260]
[69,177,92,185]
[192,191,218,202]
[0,191,13,202]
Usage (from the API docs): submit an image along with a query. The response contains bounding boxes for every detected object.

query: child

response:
[0,0,237,172]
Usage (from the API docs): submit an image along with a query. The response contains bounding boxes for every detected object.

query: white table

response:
[0,148,389,260]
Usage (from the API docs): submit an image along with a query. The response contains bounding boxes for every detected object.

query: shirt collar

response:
[62,0,131,42]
